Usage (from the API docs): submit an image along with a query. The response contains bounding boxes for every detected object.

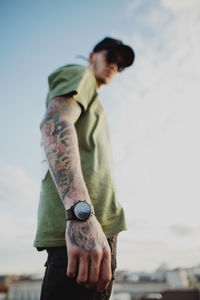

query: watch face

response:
[74,201,91,221]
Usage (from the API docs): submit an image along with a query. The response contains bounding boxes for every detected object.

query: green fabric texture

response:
[34,65,127,247]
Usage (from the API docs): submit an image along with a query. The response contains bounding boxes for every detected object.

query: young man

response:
[34,37,135,300]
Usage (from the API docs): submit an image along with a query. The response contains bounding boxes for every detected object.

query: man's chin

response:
[99,77,112,85]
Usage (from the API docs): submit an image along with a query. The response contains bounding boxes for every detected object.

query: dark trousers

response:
[40,236,117,300]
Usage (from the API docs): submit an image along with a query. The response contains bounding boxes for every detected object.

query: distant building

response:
[113,292,131,300]
[166,268,189,288]
[187,265,200,282]
[151,263,168,282]
[126,272,140,282]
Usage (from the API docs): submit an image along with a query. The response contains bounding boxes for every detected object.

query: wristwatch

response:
[66,201,95,222]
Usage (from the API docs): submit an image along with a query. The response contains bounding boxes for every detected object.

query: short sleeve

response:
[46,65,97,111]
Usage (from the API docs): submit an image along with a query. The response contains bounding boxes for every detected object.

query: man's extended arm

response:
[40,96,111,291]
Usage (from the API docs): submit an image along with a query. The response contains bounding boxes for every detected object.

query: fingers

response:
[67,248,111,292]
[77,254,89,284]
[67,250,78,278]
[84,252,101,289]
[97,250,112,292]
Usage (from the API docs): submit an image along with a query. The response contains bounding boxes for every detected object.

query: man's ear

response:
[89,52,95,63]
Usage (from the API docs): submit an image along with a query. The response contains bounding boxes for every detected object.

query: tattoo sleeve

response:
[41,97,88,206]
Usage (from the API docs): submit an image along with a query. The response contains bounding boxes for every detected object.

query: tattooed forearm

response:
[68,220,96,252]
[41,98,86,203]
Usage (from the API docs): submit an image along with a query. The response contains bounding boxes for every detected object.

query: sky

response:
[1,0,200,274]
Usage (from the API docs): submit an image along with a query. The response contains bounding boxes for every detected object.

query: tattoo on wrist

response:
[68,220,96,252]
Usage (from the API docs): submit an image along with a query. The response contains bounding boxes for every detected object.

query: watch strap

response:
[65,206,75,221]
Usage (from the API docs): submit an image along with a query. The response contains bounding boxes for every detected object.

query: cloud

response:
[101,0,200,229]
[117,233,200,272]
[161,0,200,13]
[0,164,40,241]
[126,0,200,17]
[0,165,43,273]
[169,224,198,237]
[0,164,39,205]
[99,1,200,271]
[117,220,200,272]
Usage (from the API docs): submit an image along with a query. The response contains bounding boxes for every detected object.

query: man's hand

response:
[65,216,112,292]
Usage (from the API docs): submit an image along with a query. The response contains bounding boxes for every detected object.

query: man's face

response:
[89,50,123,87]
